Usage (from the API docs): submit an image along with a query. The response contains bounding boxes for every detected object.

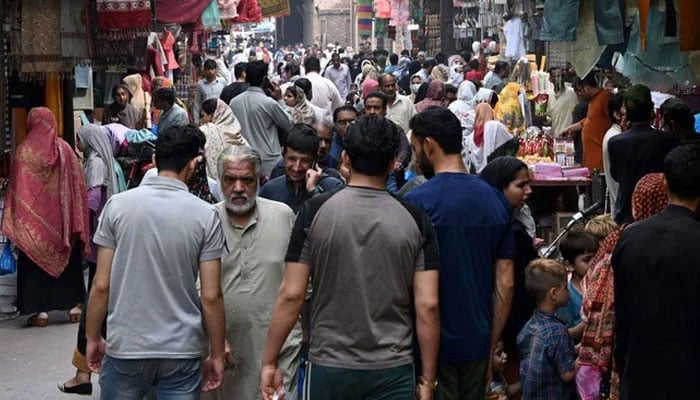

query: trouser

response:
[540,0,624,45]
[435,360,488,400]
[304,362,415,400]
[99,356,202,400]
[72,262,107,373]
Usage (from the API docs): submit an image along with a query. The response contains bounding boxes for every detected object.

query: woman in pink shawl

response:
[467,103,514,173]
[415,80,450,112]
[1,108,90,327]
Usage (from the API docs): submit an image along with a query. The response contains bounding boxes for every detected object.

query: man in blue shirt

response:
[404,107,514,400]
[259,124,344,214]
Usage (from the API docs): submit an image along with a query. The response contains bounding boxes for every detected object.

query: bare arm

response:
[413,270,440,381]
[86,247,115,341]
[200,258,226,358]
[261,262,310,399]
[568,321,585,343]
[490,259,514,354]
[560,370,576,382]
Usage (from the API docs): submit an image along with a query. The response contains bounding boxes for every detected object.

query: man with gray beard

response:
[202,146,302,400]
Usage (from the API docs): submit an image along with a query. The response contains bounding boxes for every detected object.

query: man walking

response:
[378,73,417,134]
[85,125,227,399]
[260,115,441,400]
[323,53,352,101]
[404,107,514,400]
[303,56,343,112]
[203,146,302,400]
[194,59,227,124]
[230,61,292,175]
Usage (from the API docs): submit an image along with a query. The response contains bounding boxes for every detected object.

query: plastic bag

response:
[0,242,16,275]
[576,364,602,400]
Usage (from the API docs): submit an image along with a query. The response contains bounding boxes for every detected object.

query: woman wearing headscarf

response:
[199,98,247,180]
[408,73,425,102]
[122,74,151,129]
[398,60,422,95]
[282,86,316,125]
[480,156,538,390]
[58,124,126,395]
[577,173,668,400]
[494,82,525,132]
[430,63,449,83]
[102,84,141,129]
[447,55,466,86]
[414,81,430,104]
[449,80,477,136]
[356,78,379,114]
[1,108,90,327]
[474,87,498,107]
[468,103,515,173]
[415,80,450,112]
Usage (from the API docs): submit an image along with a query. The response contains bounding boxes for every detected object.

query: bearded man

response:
[202,145,302,400]
[546,66,578,137]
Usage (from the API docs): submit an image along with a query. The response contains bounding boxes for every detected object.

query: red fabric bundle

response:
[233,0,262,23]
[156,0,211,24]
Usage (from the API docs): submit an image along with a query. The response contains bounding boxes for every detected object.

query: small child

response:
[487,341,520,400]
[584,214,619,242]
[518,259,576,400]
[555,229,599,341]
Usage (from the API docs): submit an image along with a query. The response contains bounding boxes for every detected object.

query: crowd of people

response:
[1,40,699,400]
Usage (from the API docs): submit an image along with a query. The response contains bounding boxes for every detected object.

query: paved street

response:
[0,310,102,399]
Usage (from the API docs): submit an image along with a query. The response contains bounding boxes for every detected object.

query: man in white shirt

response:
[303,56,343,113]
[378,73,416,134]
[546,67,578,137]
[194,59,227,124]
[323,53,352,101]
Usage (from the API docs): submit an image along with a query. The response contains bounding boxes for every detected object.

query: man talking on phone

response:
[259,124,344,214]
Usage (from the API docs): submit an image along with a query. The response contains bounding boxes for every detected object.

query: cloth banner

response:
[96,0,151,30]
[357,0,373,38]
[259,0,290,18]
[21,0,63,78]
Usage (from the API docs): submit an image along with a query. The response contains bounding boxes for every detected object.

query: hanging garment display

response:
[357,0,374,39]
[376,0,391,19]
[96,0,151,30]
[202,0,223,31]
[219,0,240,20]
[21,0,63,79]
[504,17,526,59]
[156,0,212,24]
[541,0,623,46]
[61,0,90,61]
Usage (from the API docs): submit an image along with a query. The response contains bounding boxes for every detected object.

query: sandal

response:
[27,312,49,327]
[68,306,82,323]
[57,382,93,395]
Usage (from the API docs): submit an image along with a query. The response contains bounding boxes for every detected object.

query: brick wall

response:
[315,9,352,48]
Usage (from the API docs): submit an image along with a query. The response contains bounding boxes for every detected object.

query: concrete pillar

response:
[303,0,315,45]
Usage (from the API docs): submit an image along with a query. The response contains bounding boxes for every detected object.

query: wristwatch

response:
[309,185,324,196]
[417,376,438,390]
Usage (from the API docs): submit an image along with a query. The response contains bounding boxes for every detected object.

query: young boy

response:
[518,259,576,400]
[555,229,599,341]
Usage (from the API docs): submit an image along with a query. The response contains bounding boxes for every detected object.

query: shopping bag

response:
[0,242,16,275]
[576,364,602,400]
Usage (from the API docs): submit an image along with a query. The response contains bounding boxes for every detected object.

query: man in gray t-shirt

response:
[261,116,441,400]
[85,125,227,398]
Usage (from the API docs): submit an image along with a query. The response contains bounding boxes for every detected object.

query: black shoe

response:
[57,382,93,395]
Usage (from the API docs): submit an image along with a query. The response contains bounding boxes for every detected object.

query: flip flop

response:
[57,382,93,395]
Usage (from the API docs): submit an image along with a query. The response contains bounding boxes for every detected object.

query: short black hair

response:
[445,84,458,95]
[344,115,401,176]
[155,124,202,173]
[364,91,388,108]
[389,53,399,65]
[494,61,509,74]
[469,59,479,70]
[664,144,700,200]
[608,93,624,123]
[284,124,319,157]
[284,61,300,77]
[623,84,653,123]
[203,59,217,70]
[559,228,599,264]
[576,72,598,88]
[234,62,248,79]
[201,98,218,115]
[245,60,268,87]
[480,156,529,192]
[304,56,321,73]
[155,88,176,106]
[662,98,694,130]
[333,105,358,122]
[435,53,446,65]
[409,106,462,154]
[294,78,312,100]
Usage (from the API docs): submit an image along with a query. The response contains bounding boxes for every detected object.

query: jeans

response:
[99,356,202,400]
[305,362,415,400]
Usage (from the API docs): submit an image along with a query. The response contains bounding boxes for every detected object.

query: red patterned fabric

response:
[156,0,211,24]
[1,108,90,278]
[96,0,151,30]
[233,0,262,23]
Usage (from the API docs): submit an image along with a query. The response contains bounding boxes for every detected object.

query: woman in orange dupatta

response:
[1,107,90,327]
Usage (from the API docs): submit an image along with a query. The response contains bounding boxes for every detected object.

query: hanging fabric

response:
[202,0,223,31]
[20,0,63,80]
[680,0,700,51]
[96,0,151,30]
[157,0,212,24]
[219,0,240,20]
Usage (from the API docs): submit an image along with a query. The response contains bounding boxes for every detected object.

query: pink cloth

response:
[362,79,379,99]
[156,0,211,24]
[1,108,90,278]
[161,31,179,71]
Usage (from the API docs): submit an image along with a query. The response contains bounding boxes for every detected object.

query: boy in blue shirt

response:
[555,229,599,342]
[518,259,576,400]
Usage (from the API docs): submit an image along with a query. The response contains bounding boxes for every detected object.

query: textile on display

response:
[232,0,262,23]
[680,0,700,51]
[20,0,63,78]
[202,0,223,31]
[156,0,211,24]
[60,0,90,61]
[541,0,623,46]
[96,0,151,30]
[357,0,373,38]
[218,0,240,20]
[259,0,290,18]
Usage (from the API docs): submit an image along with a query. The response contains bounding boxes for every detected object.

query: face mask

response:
[410,84,421,94]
